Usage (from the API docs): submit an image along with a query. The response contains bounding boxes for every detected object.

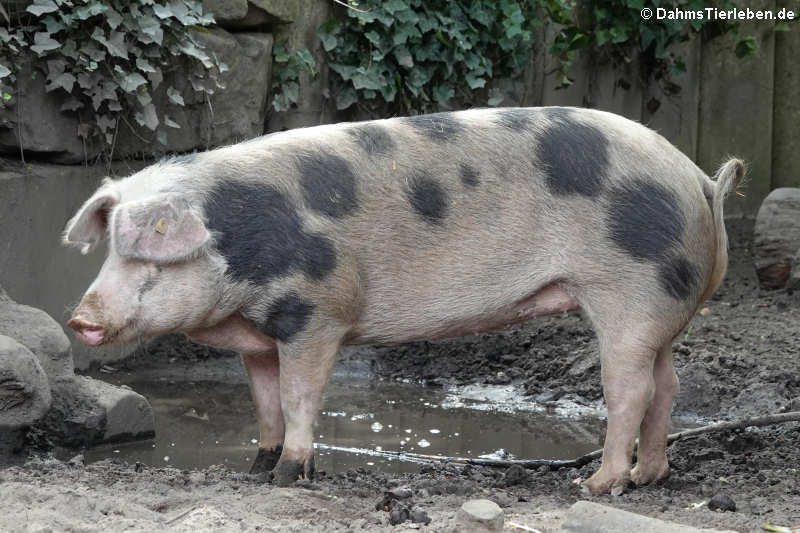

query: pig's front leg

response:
[272,333,342,486]
[243,353,285,473]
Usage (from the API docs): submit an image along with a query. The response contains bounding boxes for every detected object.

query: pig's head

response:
[63,180,224,346]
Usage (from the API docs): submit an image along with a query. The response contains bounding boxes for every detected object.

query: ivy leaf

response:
[106,8,123,30]
[336,86,357,110]
[0,64,10,80]
[735,36,757,58]
[46,72,77,93]
[382,0,408,15]
[487,88,504,106]
[157,130,168,146]
[295,49,316,73]
[152,3,174,19]
[60,97,84,111]
[41,15,66,34]
[164,115,181,128]
[148,70,163,90]
[136,58,156,73]
[120,72,147,92]
[26,0,58,16]
[134,102,159,130]
[30,32,61,54]
[393,46,414,68]
[464,72,485,89]
[138,15,164,45]
[167,86,185,106]
[433,84,454,108]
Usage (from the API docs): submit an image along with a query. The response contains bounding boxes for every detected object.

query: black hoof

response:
[250,446,282,474]
[272,455,315,487]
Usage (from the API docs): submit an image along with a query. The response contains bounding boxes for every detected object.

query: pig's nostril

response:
[67,318,106,346]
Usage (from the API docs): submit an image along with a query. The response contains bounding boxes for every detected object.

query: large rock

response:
[0,27,272,162]
[560,501,737,533]
[752,188,800,290]
[114,28,273,159]
[203,0,248,23]
[39,376,154,447]
[249,0,297,23]
[0,295,74,381]
[455,499,504,532]
[0,59,98,163]
[0,335,52,457]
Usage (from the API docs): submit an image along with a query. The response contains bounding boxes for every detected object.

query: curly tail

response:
[700,158,746,303]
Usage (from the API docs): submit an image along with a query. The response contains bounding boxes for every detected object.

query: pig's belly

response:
[349,283,577,345]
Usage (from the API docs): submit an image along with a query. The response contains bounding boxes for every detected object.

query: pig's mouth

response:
[67,318,126,346]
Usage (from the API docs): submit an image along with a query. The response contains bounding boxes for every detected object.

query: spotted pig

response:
[63,107,744,494]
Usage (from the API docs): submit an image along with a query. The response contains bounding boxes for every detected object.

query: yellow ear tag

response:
[155,217,168,234]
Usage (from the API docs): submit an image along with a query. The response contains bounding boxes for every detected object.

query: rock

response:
[752,188,800,289]
[503,464,529,487]
[455,499,504,532]
[1,27,272,162]
[249,0,297,23]
[114,28,273,159]
[708,492,737,512]
[37,376,154,447]
[0,296,74,381]
[0,335,52,457]
[0,59,99,163]
[203,0,248,22]
[560,501,737,532]
[410,508,431,525]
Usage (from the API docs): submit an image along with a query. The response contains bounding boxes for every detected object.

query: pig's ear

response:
[111,196,210,263]
[62,178,121,254]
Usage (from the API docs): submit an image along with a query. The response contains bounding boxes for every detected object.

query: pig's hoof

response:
[581,469,631,495]
[250,446,283,474]
[631,461,670,486]
[272,456,315,487]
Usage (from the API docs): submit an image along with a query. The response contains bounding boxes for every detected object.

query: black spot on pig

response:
[459,164,480,188]
[205,181,336,284]
[262,292,314,343]
[403,112,463,142]
[347,123,395,155]
[297,151,359,218]
[607,180,684,262]
[659,256,699,300]
[495,109,534,131]
[537,109,608,197]
[407,173,449,224]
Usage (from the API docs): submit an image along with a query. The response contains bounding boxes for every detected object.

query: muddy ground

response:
[2,218,800,532]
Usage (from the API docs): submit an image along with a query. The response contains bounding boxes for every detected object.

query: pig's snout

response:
[67,317,106,346]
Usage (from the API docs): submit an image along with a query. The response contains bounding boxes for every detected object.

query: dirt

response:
[2,218,800,532]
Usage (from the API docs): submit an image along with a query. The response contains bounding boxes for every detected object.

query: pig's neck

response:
[186,313,277,357]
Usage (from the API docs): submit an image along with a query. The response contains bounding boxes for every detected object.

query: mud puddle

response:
[84,367,605,474]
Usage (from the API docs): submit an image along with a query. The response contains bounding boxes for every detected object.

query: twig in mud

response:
[317,411,800,470]
[508,521,543,532]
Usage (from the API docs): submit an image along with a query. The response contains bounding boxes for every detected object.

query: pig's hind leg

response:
[578,291,687,495]
[631,343,679,485]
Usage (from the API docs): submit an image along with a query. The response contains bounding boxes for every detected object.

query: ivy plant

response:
[270,42,316,112]
[319,0,540,114]
[0,0,222,156]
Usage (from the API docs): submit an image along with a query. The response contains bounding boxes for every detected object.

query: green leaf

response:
[26,0,58,17]
[433,83,454,108]
[0,64,11,79]
[735,37,756,58]
[164,115,181,128]
[167,86,185,106]
[336,86,358,110]
[46,72,76,92]
[135,102,159,130]
[136,58,156,73]
[157,130,168,146]
[30,32,61,54]
[393,45,414,68]
[464,72,485,89]
[487,88,504,106]
[120,72,147,92]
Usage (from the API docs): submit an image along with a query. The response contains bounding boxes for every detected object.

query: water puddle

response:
[84,363,606,474]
